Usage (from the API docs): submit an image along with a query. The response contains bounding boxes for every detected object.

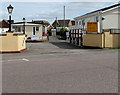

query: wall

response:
[83,33,103,48]
[104,32,112,48]
[0,28,9,33]
[25,25,43,37]
[17,35,26,51]
[0,32,26,53]
[12,24,43,38]
[83,31,120,48]
[112,34,120,48]
[74,7,119,32]
[102,8,119,29]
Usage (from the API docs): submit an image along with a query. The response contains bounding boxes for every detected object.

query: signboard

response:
[31,36,42,40]
[87,22,98,32]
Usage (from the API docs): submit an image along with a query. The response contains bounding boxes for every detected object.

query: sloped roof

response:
[30,20,50,26]
[0,20,9,28]
[71,20,75,25]
[75,3,120,19]
[52,20,71,27]
[13,20,50,26]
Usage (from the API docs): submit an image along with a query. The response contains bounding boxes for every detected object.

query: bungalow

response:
[74,3,120,33]
[47,25,54,36]
[69,3,120,48]
[0,20,9,33]
[0,20,15,33]
[52,19,75,33]
[12,20,49,41]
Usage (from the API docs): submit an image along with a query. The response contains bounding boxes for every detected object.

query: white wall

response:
[0,28,9,33]
[12,24,43,37]
[74,7,119,31]
[102,8,119,29]
[74,15,99,30]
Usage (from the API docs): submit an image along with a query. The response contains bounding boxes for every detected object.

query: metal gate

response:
[69,29,83,47]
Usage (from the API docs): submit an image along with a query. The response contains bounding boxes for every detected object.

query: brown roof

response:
[29,20,50,26]
[0,20,9,28]
[52,20,71,28]
[71,20,75,25]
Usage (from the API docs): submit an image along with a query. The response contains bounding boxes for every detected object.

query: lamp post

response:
[22,18,26,34]
[7,4,14,32]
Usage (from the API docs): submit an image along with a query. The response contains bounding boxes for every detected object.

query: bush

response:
[60,27,68,40]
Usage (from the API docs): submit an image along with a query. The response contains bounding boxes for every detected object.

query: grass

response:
[111,47,120,49]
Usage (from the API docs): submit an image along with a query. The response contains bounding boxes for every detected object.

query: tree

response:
[60,27,68,40]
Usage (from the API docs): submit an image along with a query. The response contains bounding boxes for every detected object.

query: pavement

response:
[2,36,119,93]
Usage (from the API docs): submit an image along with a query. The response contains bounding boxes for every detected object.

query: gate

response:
[69,29,84,47]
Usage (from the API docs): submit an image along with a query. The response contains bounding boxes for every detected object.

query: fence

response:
[69,29,120,48]
[69,29,85,46]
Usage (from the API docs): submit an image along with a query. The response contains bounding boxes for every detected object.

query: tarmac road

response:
[2,38,119,93]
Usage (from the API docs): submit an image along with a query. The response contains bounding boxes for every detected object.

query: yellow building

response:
[0,32,26,53]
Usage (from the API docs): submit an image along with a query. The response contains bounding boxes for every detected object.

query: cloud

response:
[1,2,116,23]
[1,0,119,2]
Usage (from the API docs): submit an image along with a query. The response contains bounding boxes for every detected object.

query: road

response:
[2,37,119,93]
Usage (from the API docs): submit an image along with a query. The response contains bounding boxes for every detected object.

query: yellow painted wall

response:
[17,35,26,51]
[83,31,120,48]
[83,33,103,48]
[112,34,120,48]
[0,32,26,52]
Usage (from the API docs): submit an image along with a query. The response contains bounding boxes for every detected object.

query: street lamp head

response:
[23,18,26,22]
[7,4,14,14]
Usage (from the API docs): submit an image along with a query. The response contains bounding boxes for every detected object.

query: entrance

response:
[69,29,83,46]
[33,27,36,35]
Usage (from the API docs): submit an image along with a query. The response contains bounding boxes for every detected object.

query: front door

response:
[33,27,36,35]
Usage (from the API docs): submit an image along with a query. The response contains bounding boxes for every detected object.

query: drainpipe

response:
[99,11,104,48]
[99,11,103,33]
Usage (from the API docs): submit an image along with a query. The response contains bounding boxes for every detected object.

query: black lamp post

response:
[7,4,14,32]
[22,18,26,34]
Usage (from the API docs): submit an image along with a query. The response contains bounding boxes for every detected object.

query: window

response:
[82,20,85,25]
[18,27,21,32]
[33,27,36,35]
[96,16,99,22]
[76,21,78,25]
[79,21,81,25]
[36,27,39,31]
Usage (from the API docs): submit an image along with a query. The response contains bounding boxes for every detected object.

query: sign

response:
[87,22,98,32]
[31,36,42,40]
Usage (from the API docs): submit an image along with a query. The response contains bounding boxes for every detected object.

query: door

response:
[33,27,36,35]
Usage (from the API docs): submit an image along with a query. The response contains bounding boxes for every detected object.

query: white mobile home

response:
[74,3,120,33]
[12,22,47,40]
[69,3,120,48]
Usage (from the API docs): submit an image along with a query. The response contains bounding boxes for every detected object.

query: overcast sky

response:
[1,2,117,24]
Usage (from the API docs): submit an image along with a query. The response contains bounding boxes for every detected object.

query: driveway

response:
[2,37,119,93]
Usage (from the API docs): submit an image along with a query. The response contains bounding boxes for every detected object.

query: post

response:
[9,15,11,31]
[23,18,26,34]
[64,6,65,27]
[23,21,25,34]
[69,30,71,43]
[77,29,79,45]
[80,29,83,47]
[24,22,25,34]
[56,17,57,33]
[99,11,102,33]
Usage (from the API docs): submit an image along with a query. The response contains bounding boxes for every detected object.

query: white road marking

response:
[22,58,29,61]
[7,58,30,62]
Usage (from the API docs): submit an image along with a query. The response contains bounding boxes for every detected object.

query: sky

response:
[0,2,118,24]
